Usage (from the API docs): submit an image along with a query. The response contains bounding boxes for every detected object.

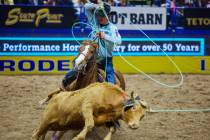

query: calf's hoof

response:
[72,136,85,140]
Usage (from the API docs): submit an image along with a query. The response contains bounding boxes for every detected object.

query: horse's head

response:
[73,40,98,71]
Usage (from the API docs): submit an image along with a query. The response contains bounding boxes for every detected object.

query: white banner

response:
[110,7,167,30]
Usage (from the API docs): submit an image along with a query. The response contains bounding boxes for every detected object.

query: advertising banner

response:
[0,56,74,74]
[0,37,204,56]
[184,8,210,30]
[0,5,77,28]
[0,37,209,74]
[110,7,167,30]
[0,56,210,74]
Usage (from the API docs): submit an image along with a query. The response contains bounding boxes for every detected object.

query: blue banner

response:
[0,37,204,56]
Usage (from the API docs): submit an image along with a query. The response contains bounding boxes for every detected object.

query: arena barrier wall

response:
[0,37,209,74]
[0,56,210,74]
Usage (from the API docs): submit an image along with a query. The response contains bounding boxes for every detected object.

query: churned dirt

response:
[0,74,210,140]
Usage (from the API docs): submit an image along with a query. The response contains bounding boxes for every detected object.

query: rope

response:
[71,2,210,114]
[148,107,210,113]
[116,14,184,88]
[71,4,110,79]
[88,3,184,88]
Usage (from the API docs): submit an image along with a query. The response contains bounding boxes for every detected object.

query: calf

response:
[32,82,147,140]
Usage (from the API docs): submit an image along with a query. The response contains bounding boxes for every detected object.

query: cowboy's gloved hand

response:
[96,32,105,39]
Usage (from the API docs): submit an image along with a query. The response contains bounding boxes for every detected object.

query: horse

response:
[37,40,126,140]
[40,40,125,105]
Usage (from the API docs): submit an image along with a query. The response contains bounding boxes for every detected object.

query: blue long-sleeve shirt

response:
[84,3,122,59]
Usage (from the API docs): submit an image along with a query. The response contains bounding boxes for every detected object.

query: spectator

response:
[72,0,86,6]
[153,0,161,6]
[107,0,114,5]
[196,0,202,7]
[113,0,121,5]
[42,0,73,5]
[120,0,127,6]
[43,0,56,5]
[207,1,210,7]
[127,0,148,6]
[28,0,40,5]
[14,0,29,4]
[0,0,14,4]
[103,0,121,6]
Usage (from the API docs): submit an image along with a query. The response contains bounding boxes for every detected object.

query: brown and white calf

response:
[32,82,147,140]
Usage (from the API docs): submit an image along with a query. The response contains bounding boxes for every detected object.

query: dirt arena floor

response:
[0,74,210,140]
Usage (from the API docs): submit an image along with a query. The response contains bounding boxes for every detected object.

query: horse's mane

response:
[82,40,98,48]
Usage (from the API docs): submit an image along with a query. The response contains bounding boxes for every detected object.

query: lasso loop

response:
[71,3,184,88]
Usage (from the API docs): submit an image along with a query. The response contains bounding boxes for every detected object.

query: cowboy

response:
[62,1,121,88]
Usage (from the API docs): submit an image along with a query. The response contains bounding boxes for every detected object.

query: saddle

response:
[61,69,106,91]
[61,68,124,91]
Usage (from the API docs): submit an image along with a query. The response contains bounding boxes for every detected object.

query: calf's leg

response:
[32,114,53,140]
[103,127,115,140]
[32,123,48,140]
[72,102,94,140]
[40,131,47,140]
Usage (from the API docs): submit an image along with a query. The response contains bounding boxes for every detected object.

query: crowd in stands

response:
[0,0,210,8]
[0,0,75,5]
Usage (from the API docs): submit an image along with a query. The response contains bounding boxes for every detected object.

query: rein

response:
[121,92,128,101]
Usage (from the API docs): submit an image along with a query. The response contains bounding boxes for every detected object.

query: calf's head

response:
[122,91,147,129]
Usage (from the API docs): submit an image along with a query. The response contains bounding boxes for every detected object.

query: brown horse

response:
[37,40,126,140]
[40,40,125,104]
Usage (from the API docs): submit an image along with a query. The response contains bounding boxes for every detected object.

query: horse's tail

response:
[114,70,126,91]
[39,89,61,105]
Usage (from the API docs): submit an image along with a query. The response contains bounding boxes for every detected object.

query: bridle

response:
[73,42,98,73]
[80,52,87,58]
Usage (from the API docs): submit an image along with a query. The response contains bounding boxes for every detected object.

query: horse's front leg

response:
[72,102,94,140]
[103,126,116,140]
